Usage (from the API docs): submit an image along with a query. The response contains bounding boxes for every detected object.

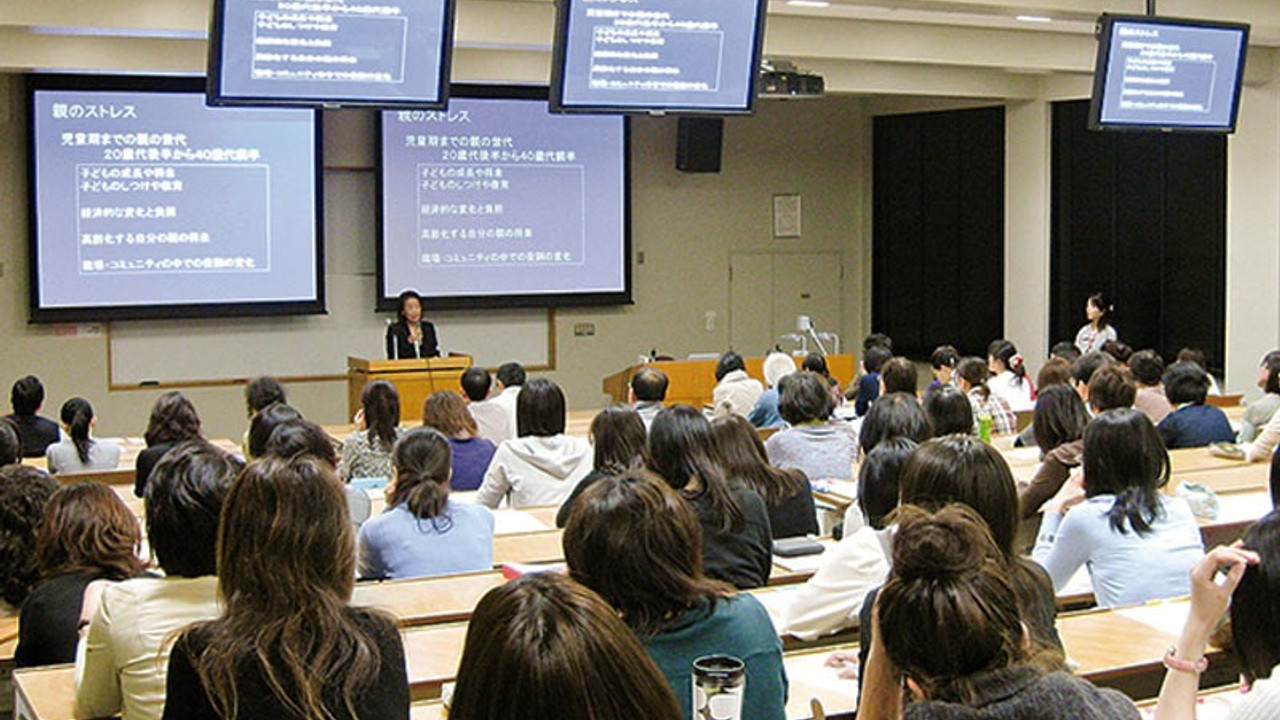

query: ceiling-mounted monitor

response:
[208,0,455,108]
[1089,14,1249,133]
[549,0,768,115]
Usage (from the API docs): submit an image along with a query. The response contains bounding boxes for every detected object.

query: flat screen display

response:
[208,0,455,108]
[1090,14,1249,132]
[550,0,767,114]
[28,75,323,322]
[378,86,630,309]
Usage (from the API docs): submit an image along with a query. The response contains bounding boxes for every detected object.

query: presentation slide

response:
[1094,17,1248,130]
[30,81,321,321]
[552,0,766,113]
[210,0,453,107]
[379,90,629,308]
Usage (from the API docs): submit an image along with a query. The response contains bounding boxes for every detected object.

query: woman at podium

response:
[386,290,440,360]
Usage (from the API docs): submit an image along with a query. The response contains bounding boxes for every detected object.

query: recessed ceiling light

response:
[1015,15,1053,23]
[787,0,832,7]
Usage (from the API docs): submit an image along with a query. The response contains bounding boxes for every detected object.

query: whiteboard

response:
[108,170,553,386]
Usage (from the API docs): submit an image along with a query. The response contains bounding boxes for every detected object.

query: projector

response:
[758,60,825,99]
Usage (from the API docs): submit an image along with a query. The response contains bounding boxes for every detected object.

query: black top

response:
[385,320,440,360]
[163,609,410,720]
[690,484,773,590]
[16,571,101,667]
[555,469,607,528]
[765,481,820,540]
[135,442,178,497]
[5,414,60,458]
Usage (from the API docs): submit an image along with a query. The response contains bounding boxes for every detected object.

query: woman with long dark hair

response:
[135,391,202,497]
[1017,385,1089,518]
[554,404,648,527]
[714,412,817,538]
[1032,408,1204,606]
[648,405,772,588]
[45,397,121,474]
[340,380,402,481]
[163,455,409,720]
[358,427,493,579]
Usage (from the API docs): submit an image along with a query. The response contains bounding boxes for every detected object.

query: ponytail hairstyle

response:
[987,340,1026,386]
[956,357,992,400]
[361,380,401,451]
[60,397,95,464]
[1087,293,1113,330]
[1082,408,1169,535]
[877,504,1029,705]
[390,427,453,524]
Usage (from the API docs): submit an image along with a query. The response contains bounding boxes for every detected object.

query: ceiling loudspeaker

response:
[676,117,723,174]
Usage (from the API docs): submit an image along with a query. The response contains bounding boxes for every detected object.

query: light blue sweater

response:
[1031,494,1203,607]
[357,500,494,580]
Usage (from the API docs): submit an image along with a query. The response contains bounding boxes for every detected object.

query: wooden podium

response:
[347,356,472,424]
[602,354,857,408]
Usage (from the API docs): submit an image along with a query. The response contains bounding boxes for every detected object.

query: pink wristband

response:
[1163,646,1209,674]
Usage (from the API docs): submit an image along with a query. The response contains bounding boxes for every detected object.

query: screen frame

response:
[375,83,633,312]
[206,0,457,109]
[1088,13,1250,134]
[26,73,326,324]
[548,0,768,116]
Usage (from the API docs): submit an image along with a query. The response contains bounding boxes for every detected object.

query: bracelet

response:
[1163,645,1209,674]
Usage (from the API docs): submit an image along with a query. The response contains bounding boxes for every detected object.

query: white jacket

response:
[475,434,592,509]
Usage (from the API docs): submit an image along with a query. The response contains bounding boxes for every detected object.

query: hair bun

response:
[890,505,998,582]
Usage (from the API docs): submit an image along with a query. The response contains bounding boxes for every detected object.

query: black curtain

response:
[872,106,1005,358]
[1050,100,1226,375]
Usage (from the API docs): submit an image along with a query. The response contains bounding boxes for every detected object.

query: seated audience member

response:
[240,376,285,456]
[477,378,591,509]
[422,390,497,492]
[955,358,1017,436]
[490,361,526,436]
[780,438,913,640]
[460,366,513,444]
[451,572,683,720]
[858,505,1139,720]
[1070,351,1114,406]
[134,392,202,498]
[1017,385,1089,518]
[853,346,893,417]
[1087,364,1137,414]
[162,455,409,720]
[262,418,370,526]
[988,339,1035,412]
[1156,361,1234,449]
[922,385,973,437]
[630,366,668,430]
[1102,340,1133,366]
[714,413,817,539]
[712,350,764,418]
[555,405,649,527]
[0,465,58,613]
[1033,408,1205,607]
[1013,357,1076,448]
[1153,513,1278,720]
[928,345,959,389]
[0,418,21,466]
[766,371,856,482]
[358,427,494,580]
[46,398,121,474]
[1240,350,1280,443]
[1177,347,1222,395]
[1129,349,1175,425]
[884,436,1063,655]
[245,402,303,460]
[859,392,932,458]
[564,473,786,720]
[1272,447,1280,509]
[1050,341,1081,364]
[802,352,844,406]
[76,441,242,720]
[649,406,772,588]
[17,483,146,667]
[748,352,798,429]
[880,356,919,397]
[340,380,402,481]
[6,375,60,458]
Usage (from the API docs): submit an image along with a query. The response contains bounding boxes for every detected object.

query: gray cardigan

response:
[903,666,1139,720]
